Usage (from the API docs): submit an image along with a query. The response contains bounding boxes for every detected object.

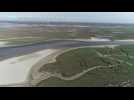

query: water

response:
[0,23,30,28]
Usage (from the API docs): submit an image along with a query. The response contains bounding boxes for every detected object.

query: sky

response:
[0,12,134,23]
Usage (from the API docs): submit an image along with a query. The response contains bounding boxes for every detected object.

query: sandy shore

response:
[0,49,58,85]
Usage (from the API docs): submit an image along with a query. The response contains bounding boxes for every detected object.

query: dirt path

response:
[50,65,114,81]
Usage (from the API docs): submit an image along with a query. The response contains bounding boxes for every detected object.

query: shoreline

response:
[28,45,119,86]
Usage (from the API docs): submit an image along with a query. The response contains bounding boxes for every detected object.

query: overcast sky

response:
[0,12,134,23]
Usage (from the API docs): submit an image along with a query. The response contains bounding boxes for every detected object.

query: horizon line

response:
[0,20,134,25]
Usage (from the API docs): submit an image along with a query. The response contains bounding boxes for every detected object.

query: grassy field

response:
[36,45,134,87]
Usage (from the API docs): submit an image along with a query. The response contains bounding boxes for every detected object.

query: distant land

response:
[0,20,134,26]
